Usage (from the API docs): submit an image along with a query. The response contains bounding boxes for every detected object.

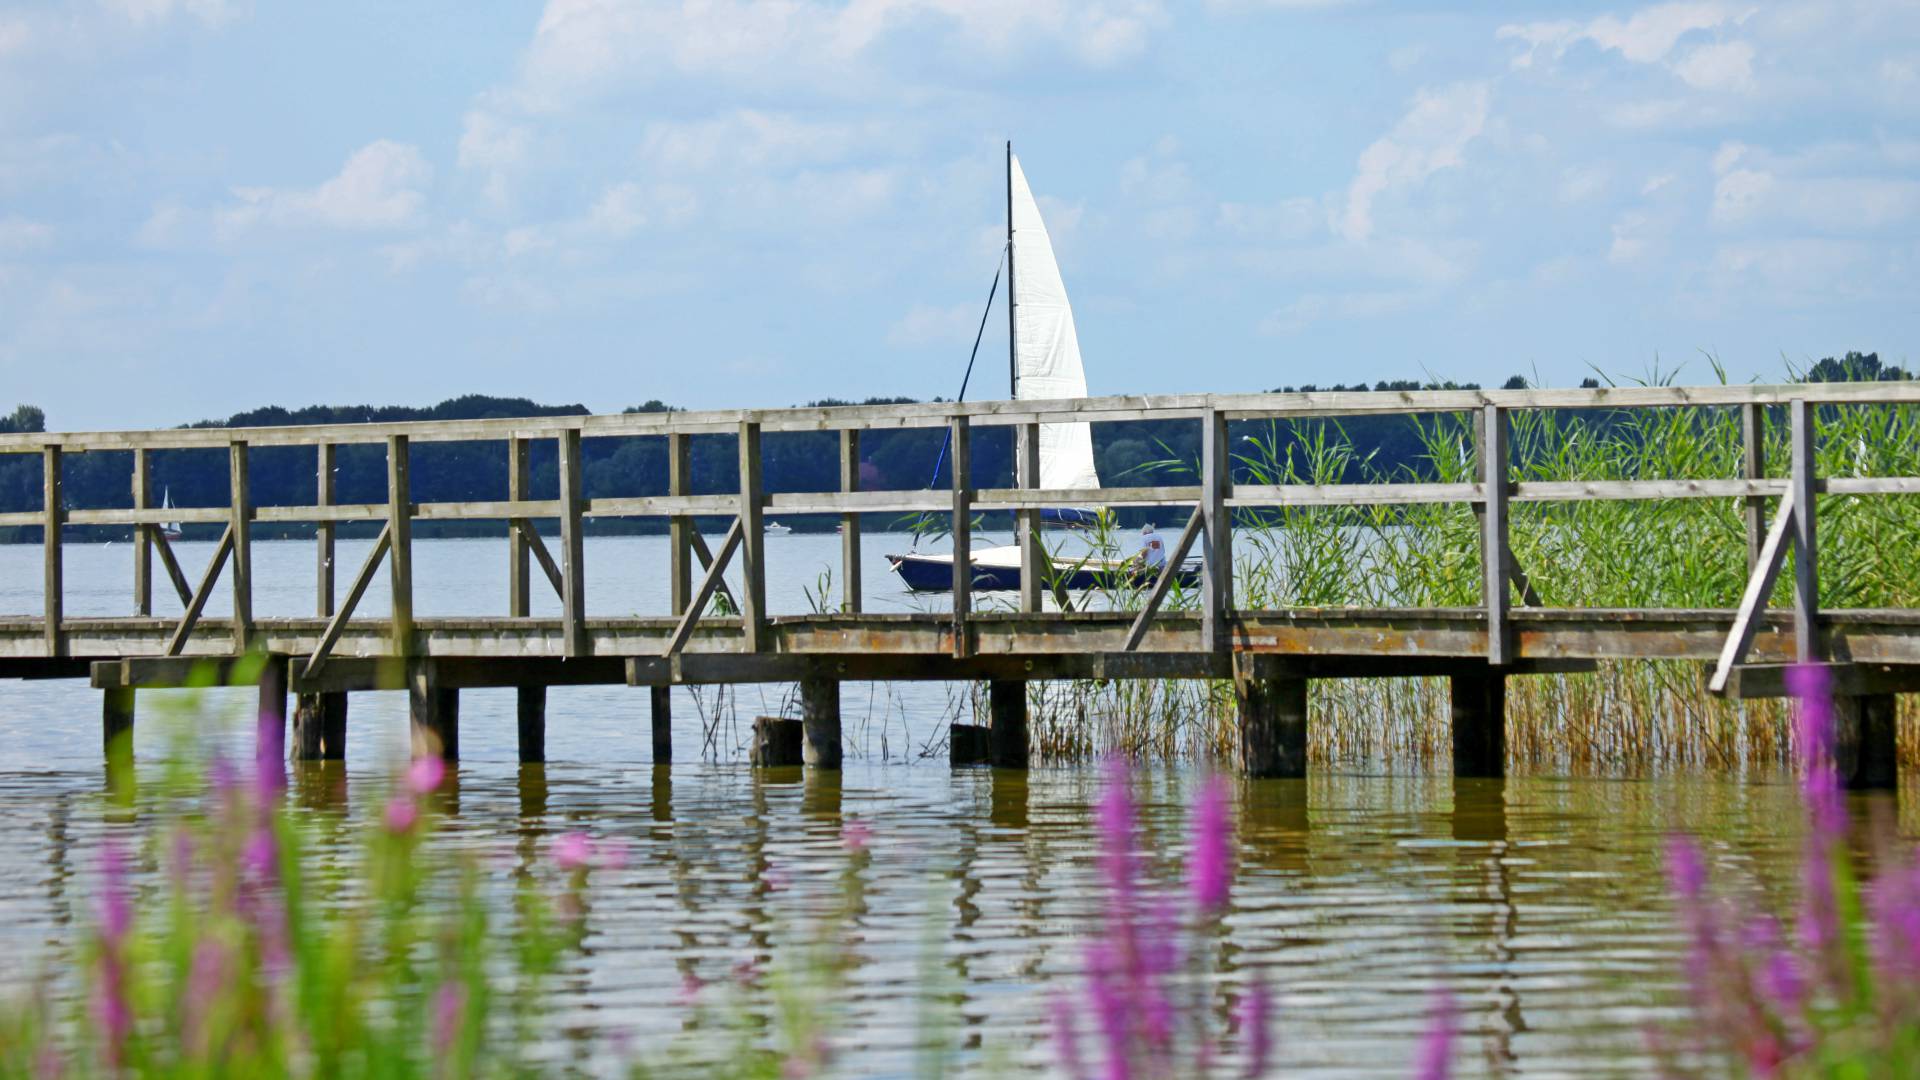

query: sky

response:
[1,1,1916,432]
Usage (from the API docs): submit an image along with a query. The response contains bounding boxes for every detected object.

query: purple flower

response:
[91,842,134,1068]
[384,795,419,835]
[1413,988,1455,1080]
[1238,971,1273,1077]
[842,819,872,854]
[432,981,467,1056]
[1051,994,1087,1080]
[553,831,594,872]
[255,700,285,794]
[93,842,132,945]
[1095,758,1137,902]
[1189,775,1233,915]
[406,755,446,795]
[1785,663,1843,841]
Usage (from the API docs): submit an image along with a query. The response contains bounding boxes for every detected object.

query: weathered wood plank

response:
[303,523,392,679]
[1791,398,1820,663]
[1017,421,1041,615]
[557,429,587,658]
[1482,405,1511,666]
[950,416,971,659]
[229,441,253,653]
[1706,487,1797,694]
[163,525,234,657]
[666,518,745,657]
[133,448,151,617]
[839,430,861,615]
[1123,505,1205,652]
[511,520,565,601]
[1742,402,1766,575]
[737,422,767,653]
[150,529,192,607]
[317,443,336,618]
[508,437,530,619]
[668,432,692,616]
[1200,410,1231,653]
[387,435,414,657]
[43,446,61,658]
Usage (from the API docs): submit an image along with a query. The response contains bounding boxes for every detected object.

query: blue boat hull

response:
[886,552,1200,593]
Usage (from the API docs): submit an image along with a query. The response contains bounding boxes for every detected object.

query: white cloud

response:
[1711,167,1774,223]
[639,110,879,175]
[1499,2,1747,67]
[1558,166,1610,203]
[101,0,245,27]
[585,182,647,237]
[218,140,433,234]
[0,217,52,251]
[1673,39,1755,91]
[1261,290,1420,334]
[0,14,30,55]
[1339,82,1490,243]
[887,302,978,346]
[457,110,529,172]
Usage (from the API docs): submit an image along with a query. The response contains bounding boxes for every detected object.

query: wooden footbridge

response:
[4,383,1919,784]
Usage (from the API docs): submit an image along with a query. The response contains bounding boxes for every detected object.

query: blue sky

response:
[1,1,1916,430]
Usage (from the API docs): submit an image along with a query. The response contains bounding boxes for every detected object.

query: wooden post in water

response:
[988,678,1029,769]
[1836,693,1897,791]
[839,430,862,614]
[1234,655,1306,778]
[517,685,547,764]
[1789,399,1820,664]
[1450,670,1507,778]
[387,435,414,657]
[1741,403,1768,574]
[737,421,767,652]
[408,663,458,761]
[650,686,671,764]
[103,687,134,763]
[751,716,802,767]
[43,446,61,659]
[800,675,841,770]
[558,428,588,658]
[950,415,971,658]
[296,442,347,762]
[132,448,152,616]
[257,655,287,779]
[1200,411,1232,653]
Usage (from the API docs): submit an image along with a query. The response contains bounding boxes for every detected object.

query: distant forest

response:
[0,352,1908,542]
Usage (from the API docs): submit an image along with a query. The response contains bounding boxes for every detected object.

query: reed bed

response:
[1018,383,1920,775]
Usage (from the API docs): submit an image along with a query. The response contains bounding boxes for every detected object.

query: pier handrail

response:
[6,382,1920,677]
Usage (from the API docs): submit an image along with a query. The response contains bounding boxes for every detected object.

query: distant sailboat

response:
[160,487,183,541]
[764,521,793,536]
[887,145,1199,594]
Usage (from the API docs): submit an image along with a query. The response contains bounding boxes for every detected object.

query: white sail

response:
[1010,154,1100,492]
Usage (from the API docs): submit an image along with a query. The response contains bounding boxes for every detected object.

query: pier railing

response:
[4,382,1920,677]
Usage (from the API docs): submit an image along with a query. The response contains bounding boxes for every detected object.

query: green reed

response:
[1019,375,1920,773]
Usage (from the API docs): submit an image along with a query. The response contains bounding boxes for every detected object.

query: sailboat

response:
[160,487,183,541]
[885,146,1201,594]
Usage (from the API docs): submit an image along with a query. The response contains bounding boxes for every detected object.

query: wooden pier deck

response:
[4,383,1919,782]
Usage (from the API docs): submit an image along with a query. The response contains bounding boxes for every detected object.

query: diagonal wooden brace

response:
[146,526,194,607]
[1123,506,1206,652]
[304,522,393,679]
[164,524,235,657]
[1708,486,1797,694]
[665,517,746,657]
[510,519,566,601]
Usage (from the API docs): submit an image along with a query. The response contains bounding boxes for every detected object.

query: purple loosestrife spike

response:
[93,842,132,945]
[432,981,467,1057]
[1239,972,1273,1078]
[384,795,419,834]
[842,819,872,854]
[1785,663,1844,840]
[1190,774,1232,914]
[91,842,134,1069]
[407,755,446,795]
[554,831,593,872]
[1413,988,1456,1080]
[255,703,285,795]
[1095,758,1137,902]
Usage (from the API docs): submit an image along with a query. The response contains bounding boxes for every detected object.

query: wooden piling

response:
[230,442,254,653]
[43,446,62,659]
[132,448,152,616]
[257,655,287,777]
[950,724,990,766]
[517,686,546,763]
[1234,657,1307,778]
[751,716,803,767]
[408,665,458,761]
[988,679,1029,769]
[649,685,672,764]
[1837,693,1897,791]
[801,676,841,769]
[558,428,588,658]
[292,692,348,761]
[103,687,134,760]
[387,436,414,656]
[839,430,862,614]
[1450,671,1507,778]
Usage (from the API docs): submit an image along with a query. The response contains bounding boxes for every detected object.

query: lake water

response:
[0,533,1895,1075]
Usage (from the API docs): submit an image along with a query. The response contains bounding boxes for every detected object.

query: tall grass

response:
[1021,378,1920,773]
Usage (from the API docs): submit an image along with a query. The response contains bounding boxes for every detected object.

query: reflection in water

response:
[0,753,1858,1077]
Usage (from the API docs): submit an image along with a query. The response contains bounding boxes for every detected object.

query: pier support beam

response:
[103,687,134,762]
[650,685,672,764]
[1450,671,1507,778]
[291,692,348,761]
[751,717,803,767]
[989,679,1029,769]
[408,669,459,761]
[1837,693,1898,791]
[1235,657,1307,779]
[801,676,841,770]
[517,686,546,764]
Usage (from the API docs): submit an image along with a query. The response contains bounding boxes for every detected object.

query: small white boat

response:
[160,487,183,541]
[764,521,793,536]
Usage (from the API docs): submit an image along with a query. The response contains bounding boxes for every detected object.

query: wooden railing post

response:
[1200,409,1232,652]
[737,421,767,652]
[229,441,253,653]
[1481,405,1511,666]
[43,445,62,658]
[950,416,972,658]
[1017,421,1040,614]
[558,428,588,657]
[1741,402,1767,575]
[668,432,692,617]
[132,447,152,617]
[1790,398,1820,663]
[387,435,414,656]
[313,443,335,617]
[835,430,862,614]
[507,436,531,618]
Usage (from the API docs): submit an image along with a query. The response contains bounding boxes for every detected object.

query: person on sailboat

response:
[1128,523,1167,573]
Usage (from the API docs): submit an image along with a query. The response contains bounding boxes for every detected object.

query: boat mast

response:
[1006,140,1017,401]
